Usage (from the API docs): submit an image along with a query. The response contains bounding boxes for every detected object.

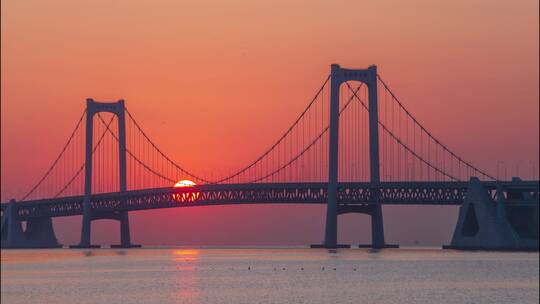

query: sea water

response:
[1,247,538,304]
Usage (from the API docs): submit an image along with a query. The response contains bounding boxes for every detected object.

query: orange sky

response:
[1,0,538,245]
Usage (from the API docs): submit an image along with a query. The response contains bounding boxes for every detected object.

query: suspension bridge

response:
[1,64,538,250]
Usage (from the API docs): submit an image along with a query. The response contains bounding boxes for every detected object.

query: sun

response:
[174,179,196,187]
[172,179,199,203]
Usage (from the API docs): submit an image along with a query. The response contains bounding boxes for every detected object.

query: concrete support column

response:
[323,64,341,248]
[120,212,132,247]
[118,101,132,247]
[4,199,24,248]
[366,66,385,248]
[24,217,62,248]
[78,99,95,248]
[496,185,507,219]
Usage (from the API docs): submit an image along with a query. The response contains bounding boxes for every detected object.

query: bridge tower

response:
[71,99,139,248]
[318,64,393,249]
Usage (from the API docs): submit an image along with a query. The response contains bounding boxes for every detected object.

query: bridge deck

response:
[2,181,539,220]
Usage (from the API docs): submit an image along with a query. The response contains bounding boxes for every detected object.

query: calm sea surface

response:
[1,247,538,304]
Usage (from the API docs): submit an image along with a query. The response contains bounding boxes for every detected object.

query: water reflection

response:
[172,249,200,304]
[172,249,200,262]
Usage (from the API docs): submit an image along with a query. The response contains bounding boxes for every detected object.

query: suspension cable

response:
[20,110,86,200]
[96,114,178,184]
[249,84,362,183]
[54,115,116,197]
[211,75,331,183]
[377,74,496,180]
[124,108,211,183]
[345,82,459,181]
[124,75,331,184]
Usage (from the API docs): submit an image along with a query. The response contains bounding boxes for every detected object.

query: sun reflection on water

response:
[172,249,200,303]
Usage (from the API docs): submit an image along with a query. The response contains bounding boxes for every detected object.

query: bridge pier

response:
[24,217,62,248]
[370,204,391,248]
[111,211,139,248]
[444,177,539,251]
[1,199,61,248]
[342,204,398,249]
[71,210,139,248]
[71,99,140,249]
[70,206,101,248]
[311,204,398,249]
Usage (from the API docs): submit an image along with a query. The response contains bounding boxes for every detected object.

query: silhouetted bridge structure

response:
[2,64,538,250]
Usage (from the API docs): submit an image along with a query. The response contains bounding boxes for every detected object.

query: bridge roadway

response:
[2,181,538,221]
